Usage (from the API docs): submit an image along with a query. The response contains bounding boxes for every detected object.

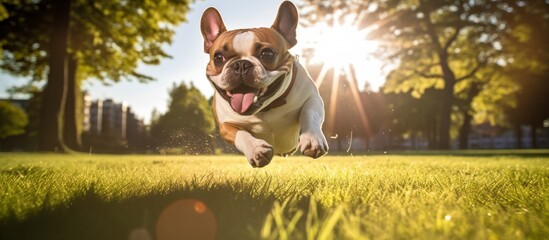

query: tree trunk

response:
[531,123,538,149]
[438,54,456,150]
[411,131,417,149]
[427,129,433,149]
[64,54,82,150]
[427,115,437,149]
[458,82,480,150]
[423,7,456,150]
[439,88,452,150]
[39,0,71,152]
[515,124,522,149]
[458,111,472,149]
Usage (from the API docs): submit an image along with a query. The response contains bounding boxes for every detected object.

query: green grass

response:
[0,151,548,239]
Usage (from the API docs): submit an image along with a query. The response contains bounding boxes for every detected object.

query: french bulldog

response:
[200,1,328,167]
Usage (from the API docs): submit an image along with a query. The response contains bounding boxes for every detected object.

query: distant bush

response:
[150,82,215,154]
[0,101,28,139]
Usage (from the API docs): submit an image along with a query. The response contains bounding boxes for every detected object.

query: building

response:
[86,98,145,141]
[82,93,91,133]
[101,99,127,139]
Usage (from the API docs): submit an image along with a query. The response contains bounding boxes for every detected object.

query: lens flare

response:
[156,199,216,240]
[300,13,386,91]
[298,11,389,136]
[194,201,206,214]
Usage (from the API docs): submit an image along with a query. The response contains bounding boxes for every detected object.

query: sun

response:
[297,14,386,136]
[299,17,385,91]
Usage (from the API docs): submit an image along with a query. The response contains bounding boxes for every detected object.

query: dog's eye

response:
[214,52,225,63]
[260,48,275,60]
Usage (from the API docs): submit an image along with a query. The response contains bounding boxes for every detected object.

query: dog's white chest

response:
[215,93,301,154]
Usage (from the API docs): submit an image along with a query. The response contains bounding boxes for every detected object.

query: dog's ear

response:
[271,1,298,48]
[200,7,227,53]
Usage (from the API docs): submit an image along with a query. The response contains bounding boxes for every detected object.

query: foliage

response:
[372,0,509,93]
[70,0,190,83]
[0,101,28,139]
[0,0,50,81]
[466,68,518,126]
[0,152,547,239]
[151,82,215,154]
[300,0,548,149]
[6,85,41,139]
[374,0,525,149]
[499,0,549,74]
[0,0,192,152]
[502,0,549,146]
[0,0,191,83]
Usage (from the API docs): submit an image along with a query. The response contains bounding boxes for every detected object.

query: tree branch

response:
[421,9,443,52]
[443,1,467,51]
[413,69,443,79]
[456,62,483,81]
[412,62,444,79]
[443,26,462,51]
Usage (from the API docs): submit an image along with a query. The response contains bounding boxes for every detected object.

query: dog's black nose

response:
[231,60,252,76]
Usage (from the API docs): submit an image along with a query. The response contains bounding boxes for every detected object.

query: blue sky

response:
[1,0,390,124]
[0,0,295,124]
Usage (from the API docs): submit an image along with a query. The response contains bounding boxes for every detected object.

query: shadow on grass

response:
[0,182,304,240]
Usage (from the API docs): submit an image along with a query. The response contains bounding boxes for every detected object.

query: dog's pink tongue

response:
[230,86,256,113]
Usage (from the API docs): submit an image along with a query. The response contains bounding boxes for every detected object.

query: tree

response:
[151,83,215,154]
[501,1,549,148]
[6,82,43,149]
[0,101,28,140]
[506,71,549,148]
[454,66,517,149]
[372,0,526,149]
[39,0,71,152]
[384,88,442,149]
[0,0,191,151]
[300,0,530,149]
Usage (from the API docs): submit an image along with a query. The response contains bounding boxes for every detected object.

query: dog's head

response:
[200,1,298,115]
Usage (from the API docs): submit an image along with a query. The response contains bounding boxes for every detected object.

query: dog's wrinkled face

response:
[201,2,298,115]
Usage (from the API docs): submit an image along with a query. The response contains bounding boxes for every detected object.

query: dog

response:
[200,1,328,167]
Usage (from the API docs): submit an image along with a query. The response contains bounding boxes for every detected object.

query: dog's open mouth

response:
[226,85,259,114]
[217,74,286,115]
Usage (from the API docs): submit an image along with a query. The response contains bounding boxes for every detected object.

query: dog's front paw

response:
[244,139,274,168]
[299,131,328,158]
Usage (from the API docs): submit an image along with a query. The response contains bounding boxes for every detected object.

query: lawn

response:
[0,151,548,239]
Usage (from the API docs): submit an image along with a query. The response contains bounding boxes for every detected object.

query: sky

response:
[0,0,387,124]
[0,0,297,124]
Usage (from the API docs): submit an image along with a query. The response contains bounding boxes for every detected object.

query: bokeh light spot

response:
[194,201,206,214]
[156,199,216,240]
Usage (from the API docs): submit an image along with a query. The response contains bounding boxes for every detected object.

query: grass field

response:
[0,151,548,239]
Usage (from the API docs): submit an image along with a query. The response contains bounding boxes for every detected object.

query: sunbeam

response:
[301,11,383,136]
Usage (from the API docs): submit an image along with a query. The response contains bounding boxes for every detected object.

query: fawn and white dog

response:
[200,1,328,167]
